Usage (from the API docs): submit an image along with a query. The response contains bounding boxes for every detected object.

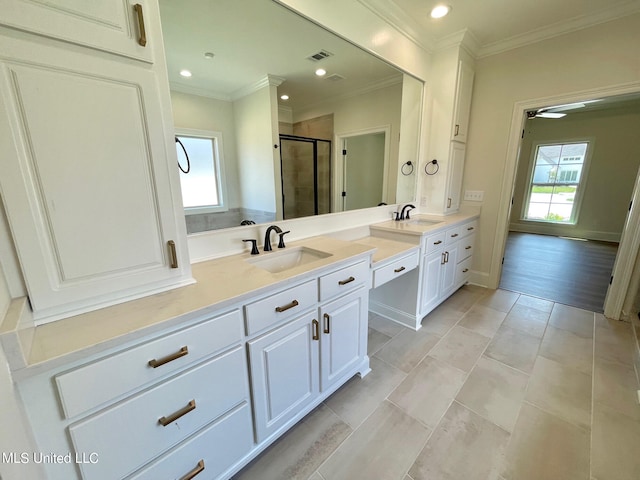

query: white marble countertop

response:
[2,235,376,377]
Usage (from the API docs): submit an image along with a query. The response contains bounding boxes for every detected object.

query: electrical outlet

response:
[420,196,428,207]
[464,190,484,202]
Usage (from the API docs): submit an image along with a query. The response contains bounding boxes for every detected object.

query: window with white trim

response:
[176,130,227,214]
[522,141,590,224]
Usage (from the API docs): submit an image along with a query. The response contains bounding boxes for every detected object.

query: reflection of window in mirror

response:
[176,129,227,215]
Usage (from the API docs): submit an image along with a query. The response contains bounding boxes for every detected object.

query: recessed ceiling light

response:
[179,69,192,78]
[203,52,215,59]
[430,4,451,19]
[315,68,327,76]
[280,94,289,100]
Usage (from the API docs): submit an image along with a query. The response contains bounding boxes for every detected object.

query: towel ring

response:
[424,159,439,175]
[401,161,414,176]
[176,137,191,174]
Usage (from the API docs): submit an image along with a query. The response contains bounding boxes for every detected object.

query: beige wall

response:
[510,106,640,242]
[463,13,640,285]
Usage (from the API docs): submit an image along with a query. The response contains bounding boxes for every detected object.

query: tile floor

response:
[234,286,640,480]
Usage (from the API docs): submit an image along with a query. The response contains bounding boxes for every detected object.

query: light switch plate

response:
[464,190,484,202]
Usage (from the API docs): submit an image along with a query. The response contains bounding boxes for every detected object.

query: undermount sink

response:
[406,218,443,226]
[247,246,332,273]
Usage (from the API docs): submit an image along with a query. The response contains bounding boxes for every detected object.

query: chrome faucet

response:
[398,204,416,220]
[263,225,283,251]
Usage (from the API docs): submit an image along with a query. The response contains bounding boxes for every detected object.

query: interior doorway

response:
[335,127,390,212]
[494,88,640,318]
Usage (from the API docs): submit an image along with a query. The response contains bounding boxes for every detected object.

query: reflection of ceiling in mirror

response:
[159,0,403,111]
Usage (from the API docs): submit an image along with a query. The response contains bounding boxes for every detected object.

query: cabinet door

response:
[0,0,154,62]
[319,288,367,392]
[419,250,444,316]
[248,312,319,443]
[440,243,459,299]
[445,142,466,213]
[0,34,189,322]
[451,60,475,143]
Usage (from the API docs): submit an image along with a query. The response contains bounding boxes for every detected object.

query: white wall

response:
[510,106,640,242]
[233,86,279,214]
[463,13,640,286]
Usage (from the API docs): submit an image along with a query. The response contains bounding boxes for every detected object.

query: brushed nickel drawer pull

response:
[394,266,406,273]
[323,313,330,334]
[463,268,469,273]
[133,4,147,47]
[312,319,319,341]
[159,400,196,427]
[148,346,188,368]
[275,299,299,313]
[465,245,472,250]
[338,276,355,285]
[180,460,205,480]
[451,233,459,238]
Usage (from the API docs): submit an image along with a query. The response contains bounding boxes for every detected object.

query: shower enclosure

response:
[279,134,331,220]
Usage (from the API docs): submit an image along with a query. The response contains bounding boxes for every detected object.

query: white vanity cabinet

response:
[247,259,370,447]
[16,309,254,480]
[0,0,191,323]
[370,217,477,330]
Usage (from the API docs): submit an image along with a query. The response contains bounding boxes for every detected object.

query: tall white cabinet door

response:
[445,142,466,213]
[451,60,475,143]
[248,312,319,443]
[419,251,444,316]
[319,288,367,392]
[0,0,154,62]
[0,35,190,321]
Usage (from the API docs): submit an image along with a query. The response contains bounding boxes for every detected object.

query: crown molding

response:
[356,0,434,53]
[169,82,231,101]
[230,74,286,101]
[478,2,640,58]
[434,29,480,57]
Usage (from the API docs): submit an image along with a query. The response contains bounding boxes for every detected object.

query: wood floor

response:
[498,232,618,313]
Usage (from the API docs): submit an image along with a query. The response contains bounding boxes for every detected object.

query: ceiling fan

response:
[527,100,601,119]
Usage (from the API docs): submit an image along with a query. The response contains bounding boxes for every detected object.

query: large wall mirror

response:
[159,0,422,233]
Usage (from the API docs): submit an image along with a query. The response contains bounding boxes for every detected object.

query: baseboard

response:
[632,314,640,389]
[469,270,490,288]
[369,300,420,331]
[509,223,620,243]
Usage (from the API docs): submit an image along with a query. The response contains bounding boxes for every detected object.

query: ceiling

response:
[360,0,640,56]
[159,0,640,109]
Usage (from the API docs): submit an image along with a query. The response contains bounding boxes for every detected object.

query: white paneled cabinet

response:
[319,287,367,392]
[16,255,371,480]
[445,142,466,213]
[248,311,319,443]
[0,0,154,62]
[451,60,475,143]
[0,0,191,322]
[370,218,477,330]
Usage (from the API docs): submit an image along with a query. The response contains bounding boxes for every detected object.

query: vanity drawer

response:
[69,347,249,480]
[55,309,243,419]
[372,250,419,289]
[455,256,473,286]
[128,403,253,480]
[445,226,463,244]
[458,234,475,262]
[319,260,369,302]
[244,279,317,336]
[461,220,478,238]
[423,231,446,255]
